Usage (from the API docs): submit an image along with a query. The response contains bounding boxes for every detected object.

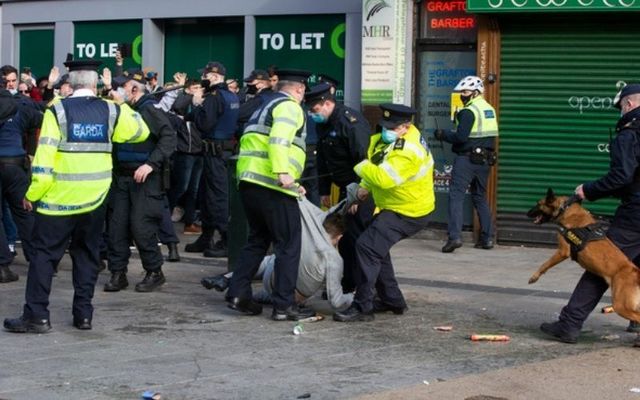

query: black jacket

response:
[132,94,176,171]
[584,106,640,232]
[316,103,371,195]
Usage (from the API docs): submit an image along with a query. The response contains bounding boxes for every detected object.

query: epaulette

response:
[344,110,357,123]
[393,138,405,150]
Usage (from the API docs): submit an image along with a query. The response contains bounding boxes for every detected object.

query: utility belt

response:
[460,147,497,166]
[0,155,30,171]
[202,139,235,156]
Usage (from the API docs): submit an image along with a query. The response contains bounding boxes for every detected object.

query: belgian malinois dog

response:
[527,188,640,326]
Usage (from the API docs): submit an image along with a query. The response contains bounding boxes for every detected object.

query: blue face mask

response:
[310,112,326,123]
[381,127,398,144]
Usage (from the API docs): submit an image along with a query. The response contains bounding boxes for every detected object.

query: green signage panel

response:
[74,20,142,71]
[255,15,346,101]
[164,18,244,83]
[468,0,640,13]
[19,28,54,80]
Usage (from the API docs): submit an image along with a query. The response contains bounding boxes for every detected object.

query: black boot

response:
[4,315,51,334]
[333,304,374,322]
[441,239,462,253]
[0,264,18,283]
[184,234,213,253]
[166,243,180,262]
[203,239,228,258]
[104,271,128,292]
[201,274,229,291]
[135,271,166,292]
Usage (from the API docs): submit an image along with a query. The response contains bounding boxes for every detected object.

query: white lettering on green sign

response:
[76,42,119,58]
[259,33,326,50]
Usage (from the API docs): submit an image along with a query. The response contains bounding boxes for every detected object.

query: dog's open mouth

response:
[527,207,551,224]
[533,215,544,224]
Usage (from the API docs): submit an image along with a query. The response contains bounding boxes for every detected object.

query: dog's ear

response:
[545,188,555,203]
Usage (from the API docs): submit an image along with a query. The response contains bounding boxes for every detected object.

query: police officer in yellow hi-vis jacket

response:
[4,59,150,333]
[334,103,435,322]
[226,69,315,322]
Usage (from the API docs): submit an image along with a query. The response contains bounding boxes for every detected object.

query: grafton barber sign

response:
[467,0,640,12]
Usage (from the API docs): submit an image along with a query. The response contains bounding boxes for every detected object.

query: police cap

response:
[63,59,102,72]
[243,69,270,83]
[614,83,640,109]
[379,103,417,129]
[198,61,226,77]
[276,69,312,85]
[305,83,333,106]
[317,73,340,88]
[53,74,69,89]
[113,69,146,86]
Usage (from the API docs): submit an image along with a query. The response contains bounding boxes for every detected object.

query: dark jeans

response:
[353,210,430,312]
[24,204,106,321]
[227,182,301,310]
[201,151,229,238]
[108,174,164,273]
[0,165,33,264]
[447,155,493,242]
[169,152,203,225]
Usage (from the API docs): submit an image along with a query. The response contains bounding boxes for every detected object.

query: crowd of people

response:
[0,52,638,347]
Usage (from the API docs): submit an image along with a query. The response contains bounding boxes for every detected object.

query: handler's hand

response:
[277,173,295,188]
[134,164,153,183]
[22,198,33,212]
[575,184,585,200]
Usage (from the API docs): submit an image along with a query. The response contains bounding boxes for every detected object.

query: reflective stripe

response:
[239,150,269,158]
[53,100,115,153]
[292,136,306,151]
[53,170,112,181]
[107,102,117,137]
[59,142,113,152]
[407,164,429,182]
[53,102,67,138]
[380,162,403,185]
[239,151,304,175]
[129,112,145,142]
[238,171,299,196]
[38,136,60,147]
[269,137,291,147]
[36,191,107,212]
[273,116,298,127]
[403,142,426,160]
[289,158,303,175]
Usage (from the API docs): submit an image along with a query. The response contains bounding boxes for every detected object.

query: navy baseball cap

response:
[113,69,146,86]
[198,62,226,76]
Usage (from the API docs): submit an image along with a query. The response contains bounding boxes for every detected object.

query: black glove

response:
[434,129,445,141]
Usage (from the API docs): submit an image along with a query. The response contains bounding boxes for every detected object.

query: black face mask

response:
[460,94,472,105]
[246,85,258,95]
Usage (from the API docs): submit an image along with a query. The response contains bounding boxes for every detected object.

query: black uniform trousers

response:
[201,147,230,241]
[339,195,375,292]
[23,203,106,321]
[559,225,640,332]
[300,146,320,207]
[227,182,301,310]
[354,210,430,313]
[108,173,164,273]
[157,196,179,244]
[0,163,34,265]
[448,155,493,242]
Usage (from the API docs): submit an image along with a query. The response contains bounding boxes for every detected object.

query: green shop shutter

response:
[497,16,640,244]
[19,27,54,81]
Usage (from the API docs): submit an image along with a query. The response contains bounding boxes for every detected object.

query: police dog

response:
[527,188,640,325]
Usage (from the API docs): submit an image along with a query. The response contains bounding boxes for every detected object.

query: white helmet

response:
[454,76,484,94]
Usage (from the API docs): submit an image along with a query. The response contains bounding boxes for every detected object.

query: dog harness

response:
[557,222,608,261]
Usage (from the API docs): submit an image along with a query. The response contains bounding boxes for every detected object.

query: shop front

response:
[465,2,640,244]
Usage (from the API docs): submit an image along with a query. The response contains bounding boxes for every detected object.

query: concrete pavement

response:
[0,232,637,400]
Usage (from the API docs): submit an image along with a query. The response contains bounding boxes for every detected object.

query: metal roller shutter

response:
[497,16,640,244]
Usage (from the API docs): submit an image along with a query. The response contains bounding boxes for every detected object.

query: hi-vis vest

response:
[462,96,499,139]
[237,92,306,197]
[26,96,149,215]
[354,124,435,218]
